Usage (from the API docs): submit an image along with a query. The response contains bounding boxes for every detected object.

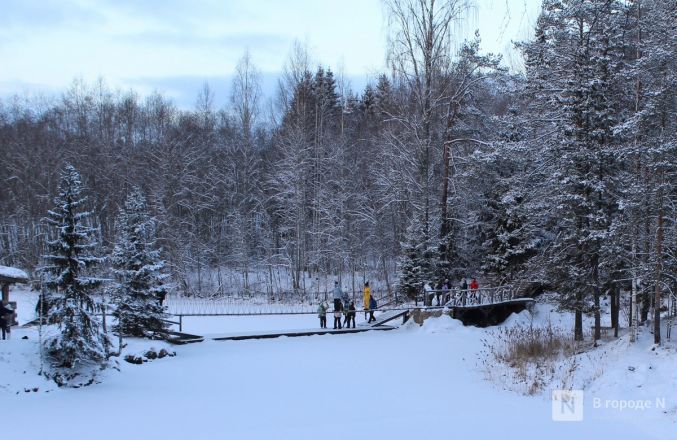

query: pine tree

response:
[41,164,108,385]
[112,188,169,339]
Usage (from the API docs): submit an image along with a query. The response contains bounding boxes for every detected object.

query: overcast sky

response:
[0,0,542,109]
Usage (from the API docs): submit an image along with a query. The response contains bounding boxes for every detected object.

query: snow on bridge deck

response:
[209,325,396,341]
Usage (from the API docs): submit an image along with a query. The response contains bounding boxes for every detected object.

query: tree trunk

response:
[574,289,583,341]
[654,172,663,345]
[607,286,618,336]
[593,286,601,342]
[381,255,393,302]
[440,102,459,240]
[612,284,620,338]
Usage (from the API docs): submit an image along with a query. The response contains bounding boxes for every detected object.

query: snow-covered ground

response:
[1,286,674,439]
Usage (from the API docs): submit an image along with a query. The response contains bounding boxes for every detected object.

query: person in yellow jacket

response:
[363,281,371,320]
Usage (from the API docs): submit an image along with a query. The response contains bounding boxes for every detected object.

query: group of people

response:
[317,281,377,329]
[0,302,14,340]
[423,278,479,306]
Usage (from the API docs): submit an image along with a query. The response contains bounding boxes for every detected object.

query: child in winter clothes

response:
[317,301,328,329]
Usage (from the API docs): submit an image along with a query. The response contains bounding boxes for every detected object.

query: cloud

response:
[0,0,105,34]
[117,30,288,53]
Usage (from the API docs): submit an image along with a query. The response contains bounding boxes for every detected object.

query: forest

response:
[0,0,674,345]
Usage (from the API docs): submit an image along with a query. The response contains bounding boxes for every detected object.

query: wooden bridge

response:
[165,285,533,343]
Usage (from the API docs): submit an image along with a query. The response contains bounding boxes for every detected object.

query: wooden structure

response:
[0,265,29,326]
[0,265,29,301]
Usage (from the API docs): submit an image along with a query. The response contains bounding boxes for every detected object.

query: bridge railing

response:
[416,285,518,307]
[164,289,395,316]
[164,285,523,316]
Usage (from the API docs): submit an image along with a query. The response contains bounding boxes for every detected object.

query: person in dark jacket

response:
[346,301,356,328]
[0,303,13,340]
[342,292,351,327]
[157,290,167,307]
[333,300,343,329]
[460,278,468,306]
[368,296,377,323]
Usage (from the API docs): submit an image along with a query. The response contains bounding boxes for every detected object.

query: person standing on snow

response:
[363,281,371,320]
[317,301,328,329]
[0,303,13,340]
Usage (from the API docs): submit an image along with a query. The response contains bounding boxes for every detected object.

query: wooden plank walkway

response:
[167,331,205,345]
[369,309,410,327]
[211,325,395,341]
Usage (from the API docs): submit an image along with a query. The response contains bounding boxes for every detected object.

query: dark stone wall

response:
[412,300,534,328]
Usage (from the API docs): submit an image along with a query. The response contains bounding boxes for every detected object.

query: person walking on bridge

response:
[363,281,371,320]
[469,278,479,303]
[368,295,377,323]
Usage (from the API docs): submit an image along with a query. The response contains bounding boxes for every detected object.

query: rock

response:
[124,354,143,365]
[22,336,28,340]
[144,350,158,360]
[158,348,175,358]
[628,366,635,371]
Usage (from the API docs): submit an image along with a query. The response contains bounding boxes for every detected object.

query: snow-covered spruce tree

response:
[476,109,539,285]
[112,188,169,339]
[41,164,108,385]
[397,243,421,301]
[397,216,436,300]
[520,0,627,341]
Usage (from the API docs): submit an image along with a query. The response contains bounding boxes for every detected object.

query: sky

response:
[0,0,542,109]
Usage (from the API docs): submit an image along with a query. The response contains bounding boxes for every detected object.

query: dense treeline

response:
[0,0,674,341]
